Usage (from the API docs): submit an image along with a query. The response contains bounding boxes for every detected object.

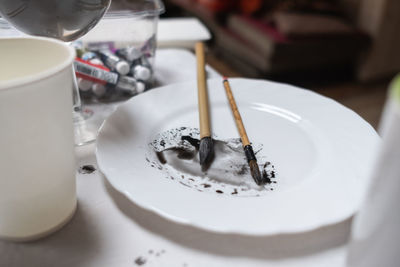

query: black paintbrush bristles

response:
[199,136,214,167]
[248,159,263,185]
[244,145,264,185]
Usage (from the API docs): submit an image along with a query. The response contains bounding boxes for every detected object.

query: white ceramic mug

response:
[0,37,76,241]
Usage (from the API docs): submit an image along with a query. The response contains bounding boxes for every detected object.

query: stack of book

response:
[214,13,369,77]
[165,0,369,78]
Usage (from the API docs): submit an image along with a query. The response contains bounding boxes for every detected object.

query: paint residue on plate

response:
[147,127,277,197]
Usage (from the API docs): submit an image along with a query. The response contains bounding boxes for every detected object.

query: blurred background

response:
[161,0,400,129]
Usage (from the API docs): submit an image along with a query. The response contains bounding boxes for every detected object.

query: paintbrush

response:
[195,42,214,166]
[222,77,264,185]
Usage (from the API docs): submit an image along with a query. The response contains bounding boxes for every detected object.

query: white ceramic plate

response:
[96,78,380,235]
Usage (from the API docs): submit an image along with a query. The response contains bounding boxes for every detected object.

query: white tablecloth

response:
[0,49,350,267]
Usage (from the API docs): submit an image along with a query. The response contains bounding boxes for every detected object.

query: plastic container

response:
[77,0,165,102]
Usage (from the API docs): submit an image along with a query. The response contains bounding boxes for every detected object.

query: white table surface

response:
[0,49,351,267]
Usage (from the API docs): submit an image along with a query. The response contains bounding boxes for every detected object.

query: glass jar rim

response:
[105,0,165,18]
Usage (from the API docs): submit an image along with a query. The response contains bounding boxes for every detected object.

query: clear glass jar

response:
[76,0,165,102]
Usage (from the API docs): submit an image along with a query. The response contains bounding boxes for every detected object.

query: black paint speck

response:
[202,184,211,188]
[231,188,238,195]
[78,165,96,174]
[216,190,223,194]
[179,181,191,188]
[160,139,166,147]
[134,257,146,266]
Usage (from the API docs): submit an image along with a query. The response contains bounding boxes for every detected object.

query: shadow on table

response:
[103,176,351,260]
[0,204,102,267]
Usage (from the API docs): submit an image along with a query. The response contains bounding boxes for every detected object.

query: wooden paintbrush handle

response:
[195,42,211,138]
[223,79,250,146]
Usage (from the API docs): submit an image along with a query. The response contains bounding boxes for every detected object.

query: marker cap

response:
[115,61,130,75]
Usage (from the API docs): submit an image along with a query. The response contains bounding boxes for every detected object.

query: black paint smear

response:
[134,257,146,266]
[176,148,196,160]
[156,152,167,164]
[160,147,197,161]
[78,165,96,174]
[236,165,248,175]
[152,128,278,194]
[181,135,200,149]
[262,169,272,184]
